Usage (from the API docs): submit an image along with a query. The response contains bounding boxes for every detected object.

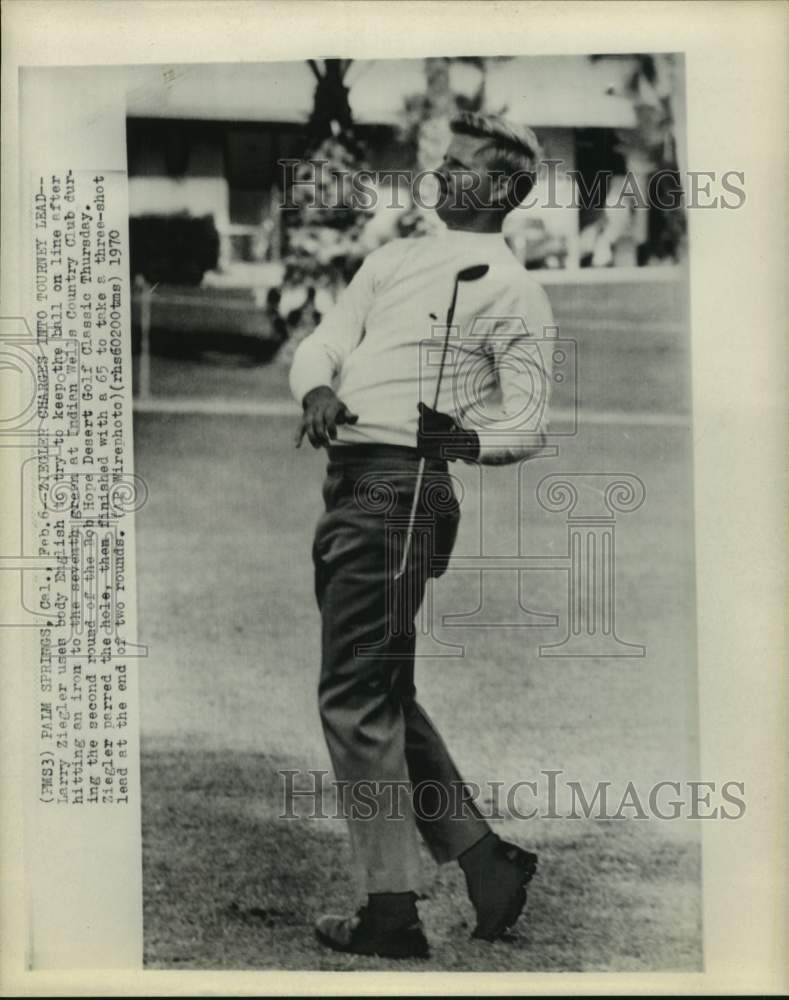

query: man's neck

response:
[444,213,505,235]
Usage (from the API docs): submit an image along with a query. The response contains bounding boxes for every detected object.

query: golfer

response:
[290,112,554,958]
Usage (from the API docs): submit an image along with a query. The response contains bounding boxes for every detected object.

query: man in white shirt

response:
[290,112,553,958]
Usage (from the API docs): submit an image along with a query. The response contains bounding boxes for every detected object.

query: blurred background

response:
[131,55,700,972]
[125,53,687,398]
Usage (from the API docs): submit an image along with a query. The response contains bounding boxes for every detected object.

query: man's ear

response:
[489,171,511,208]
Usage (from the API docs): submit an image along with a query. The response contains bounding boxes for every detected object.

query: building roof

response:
[124,56,638,129]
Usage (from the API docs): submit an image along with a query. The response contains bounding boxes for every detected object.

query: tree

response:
[284,58,370,282]
[276,59,372,364]
[591,54,687,263]
[305,59,357,150]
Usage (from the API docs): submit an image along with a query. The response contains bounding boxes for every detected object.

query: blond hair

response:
[450,112,542,202]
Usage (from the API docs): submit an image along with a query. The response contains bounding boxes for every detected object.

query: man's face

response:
[435,133,501,227]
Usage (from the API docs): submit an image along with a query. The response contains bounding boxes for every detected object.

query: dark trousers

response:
[312,445,490,894]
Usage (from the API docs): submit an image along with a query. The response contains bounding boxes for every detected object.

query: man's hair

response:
[450,111,542,204]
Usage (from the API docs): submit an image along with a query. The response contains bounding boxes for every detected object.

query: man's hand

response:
[417,402,480,462]
[294,385,358,449]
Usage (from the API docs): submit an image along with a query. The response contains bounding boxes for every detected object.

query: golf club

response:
[394,263,490,580]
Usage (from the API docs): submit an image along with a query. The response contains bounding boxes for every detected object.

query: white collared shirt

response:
[289,230,555,464]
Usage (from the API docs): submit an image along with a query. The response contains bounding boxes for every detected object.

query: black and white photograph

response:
[1,1,786,994]
[128,52,701,971]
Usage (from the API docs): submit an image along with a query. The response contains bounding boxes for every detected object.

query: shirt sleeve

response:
[288,253,378,405]
[470,279,555,465]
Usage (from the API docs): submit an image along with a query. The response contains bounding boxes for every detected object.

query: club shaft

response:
[395,279,461,579]
[432,282,460,409]
[394,456,426,578]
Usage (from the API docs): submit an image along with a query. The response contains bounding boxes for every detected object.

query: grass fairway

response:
[134,391,701,971]
[142,750,701,972]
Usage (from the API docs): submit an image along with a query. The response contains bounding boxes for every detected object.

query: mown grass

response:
[134,293,701,973]
[142,748,701,971]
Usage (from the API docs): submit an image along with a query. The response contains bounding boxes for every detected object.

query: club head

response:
[457,264,489,282]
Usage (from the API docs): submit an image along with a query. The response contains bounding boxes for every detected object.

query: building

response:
[126,54,685,290]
